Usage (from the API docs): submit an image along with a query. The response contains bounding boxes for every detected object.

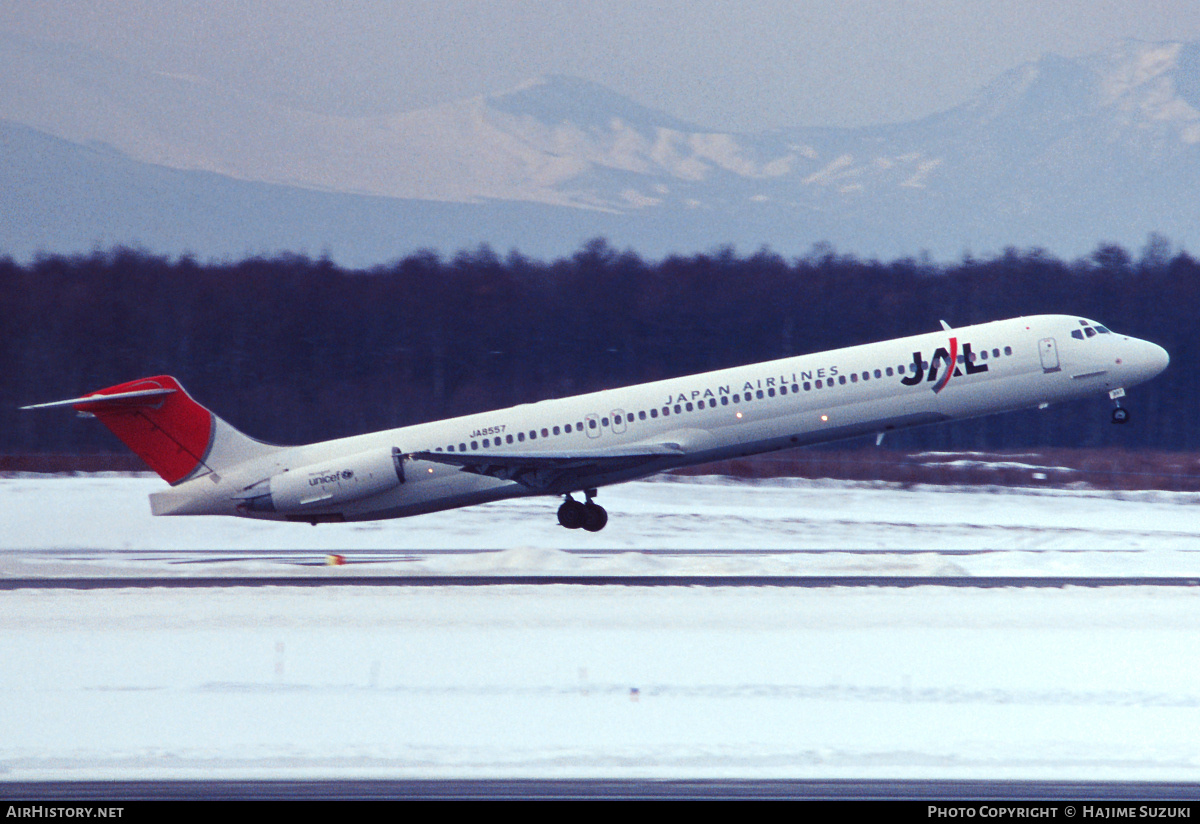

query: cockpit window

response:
[1072,330,1084,340]
[1096,326,1111,334]
[1085,327,1096,338]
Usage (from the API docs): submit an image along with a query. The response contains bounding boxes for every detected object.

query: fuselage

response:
[149,314,1169,523]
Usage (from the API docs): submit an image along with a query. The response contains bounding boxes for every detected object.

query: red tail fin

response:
[24,376,280,485]
[71,376,214,484]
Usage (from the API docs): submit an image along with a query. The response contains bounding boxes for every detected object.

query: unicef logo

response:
[309,469,355,486]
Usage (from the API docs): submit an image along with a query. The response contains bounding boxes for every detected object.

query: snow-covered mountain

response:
[2,32,1198,263]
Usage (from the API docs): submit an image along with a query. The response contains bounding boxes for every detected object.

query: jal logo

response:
[900,337,988,393]
[309,469,354,486]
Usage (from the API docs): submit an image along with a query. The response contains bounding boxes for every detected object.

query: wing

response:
[409,442,687,494]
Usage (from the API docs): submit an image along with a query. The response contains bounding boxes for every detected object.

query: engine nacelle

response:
[236,447,405,514]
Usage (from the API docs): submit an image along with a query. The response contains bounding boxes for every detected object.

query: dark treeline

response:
[3,237,1196,455]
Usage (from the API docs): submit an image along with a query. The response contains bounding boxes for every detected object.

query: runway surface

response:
[4,573,1200,589]
[5,778,1200,800]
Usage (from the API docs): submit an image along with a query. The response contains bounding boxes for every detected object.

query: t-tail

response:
[21,375,278,484]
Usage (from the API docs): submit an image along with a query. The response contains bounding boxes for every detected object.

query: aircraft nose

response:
[1127,338,1169,382]
[1148,341,1170,376]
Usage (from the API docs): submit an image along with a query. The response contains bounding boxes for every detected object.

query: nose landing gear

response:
[557,489,608,531]
[1109,388,1130,425]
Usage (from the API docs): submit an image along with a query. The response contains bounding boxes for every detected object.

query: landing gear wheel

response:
[1111,407,1130,425]
[582,502,608,532]
[557,498,587,529]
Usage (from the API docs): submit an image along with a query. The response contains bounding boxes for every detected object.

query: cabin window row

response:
[433,385,799,453]
[434,345,1016,452]
[440,421,581,453]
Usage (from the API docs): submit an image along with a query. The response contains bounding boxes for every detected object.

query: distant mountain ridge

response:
[1,33,1197,263]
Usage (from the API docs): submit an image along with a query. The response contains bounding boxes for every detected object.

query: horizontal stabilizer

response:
[21,387,176,410]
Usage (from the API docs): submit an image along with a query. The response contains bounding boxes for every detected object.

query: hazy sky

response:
[5,0,1200,131]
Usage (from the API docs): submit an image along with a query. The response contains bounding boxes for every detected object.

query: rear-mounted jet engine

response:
[236,447,406,513]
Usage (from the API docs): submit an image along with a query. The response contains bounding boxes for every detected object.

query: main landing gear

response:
[1109,388,1130,425]
[557,490,608,532]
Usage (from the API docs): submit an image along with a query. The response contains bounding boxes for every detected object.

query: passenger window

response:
[447,445,455,452]
[553,426,560,435]
[839,375,847,385]
[779,386,787,395]
[767,388,775,397]
[589,419,597,429]
[1004,346,1012,356]
[507,434,514,444]
[886,367,894,376]
[685,403,693,412]
[674,405,682,414]
[803,382,811,391]
[541,428,549,437]
[850,374,858,383]
[732,394,740,403]
[459,443,466,451]
[755,391,763,400]
[993,349,1001,358]
[517,433,525,442]
[651,408,659,418]
[662,407,670,416]
[720,397,729,406]
[482,438,489,448]
[639,411,647,420]
[792,384,799,392]
[898,365,905,375]
[529,431,537,440]
[874,369,881,378]
[815,379,823,389]
[744,392,752,402]
[980,350,988,360]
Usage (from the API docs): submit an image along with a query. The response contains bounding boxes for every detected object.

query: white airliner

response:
[24,314,1168,531]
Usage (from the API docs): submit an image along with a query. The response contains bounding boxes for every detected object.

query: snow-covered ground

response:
[2,475,1200,781]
